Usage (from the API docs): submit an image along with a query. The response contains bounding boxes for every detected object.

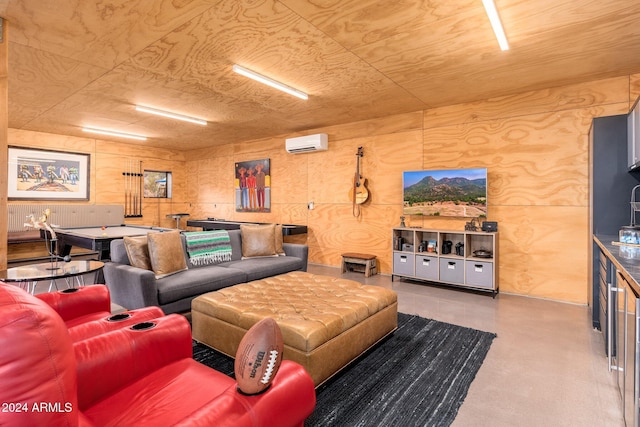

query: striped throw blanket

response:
[184,230,232,266]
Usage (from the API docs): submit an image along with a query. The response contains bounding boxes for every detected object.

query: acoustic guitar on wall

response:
[350,146,369,217]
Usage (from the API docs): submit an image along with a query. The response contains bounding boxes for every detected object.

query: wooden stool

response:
[341,253,377,278]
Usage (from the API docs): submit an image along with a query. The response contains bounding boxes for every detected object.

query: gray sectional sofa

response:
[103,229,308,314]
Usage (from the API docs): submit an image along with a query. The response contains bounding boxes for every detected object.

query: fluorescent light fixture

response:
[482,0,509,51]
[232,64,308,100]
[82,127,147,141]
[135,105,207,125]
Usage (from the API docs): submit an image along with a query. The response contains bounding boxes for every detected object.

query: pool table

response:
[52,224,174,260]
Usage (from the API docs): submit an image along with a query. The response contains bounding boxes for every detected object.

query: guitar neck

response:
[354,147,363,186]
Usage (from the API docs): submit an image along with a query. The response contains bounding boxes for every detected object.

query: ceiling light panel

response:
[82,127,147,141]
[482,0,509,51]
[232,64,308,100]
[135,105,207,125]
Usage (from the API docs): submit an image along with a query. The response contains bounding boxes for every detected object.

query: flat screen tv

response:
[403,168,487,218]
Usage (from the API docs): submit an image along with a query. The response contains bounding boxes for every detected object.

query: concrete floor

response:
[28,262,624,426]
[308,264,624,427]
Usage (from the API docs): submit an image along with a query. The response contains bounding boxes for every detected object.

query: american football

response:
[234,317,284,395]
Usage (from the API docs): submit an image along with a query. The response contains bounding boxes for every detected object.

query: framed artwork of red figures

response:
[235,159,270,212]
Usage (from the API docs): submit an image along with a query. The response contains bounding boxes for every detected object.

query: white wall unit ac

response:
[285,133,328,153]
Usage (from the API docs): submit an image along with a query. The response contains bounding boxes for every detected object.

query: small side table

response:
[341,253,377,278]
[166,213,190,229]
[0,260,105,294]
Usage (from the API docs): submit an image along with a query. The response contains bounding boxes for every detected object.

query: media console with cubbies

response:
[392,227,498,297]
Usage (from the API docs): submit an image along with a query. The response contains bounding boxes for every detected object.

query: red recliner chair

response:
[34,284,165,341]
[0,283,316,426]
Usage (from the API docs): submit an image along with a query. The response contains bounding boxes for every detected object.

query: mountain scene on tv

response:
[403,169,487,217]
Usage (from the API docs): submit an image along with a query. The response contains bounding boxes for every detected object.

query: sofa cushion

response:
[123,236,152,270]
[228,230,243,261]
[240,224,277,259]
[156,266,247,305]
[218,256,305,282]
[147,231,188,279]
[110,239,131,265]
[275,224,285,256]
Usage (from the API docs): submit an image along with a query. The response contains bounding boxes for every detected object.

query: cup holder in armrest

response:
[60,288,80,294]
[106,313,132,322]
[130,321,156,331]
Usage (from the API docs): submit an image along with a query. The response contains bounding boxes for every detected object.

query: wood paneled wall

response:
[422,78,631,303]
[5,73,640,304]
[6,130,189,231]
[185,75,640,304]
[0,20,8,270]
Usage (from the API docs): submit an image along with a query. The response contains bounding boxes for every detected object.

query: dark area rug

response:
[193,313,496,427]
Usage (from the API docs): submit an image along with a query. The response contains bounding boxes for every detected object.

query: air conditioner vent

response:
[285,133,328,153]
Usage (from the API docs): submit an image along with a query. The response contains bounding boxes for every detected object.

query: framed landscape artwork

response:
[235,158,271,212]
[8,146,90,200]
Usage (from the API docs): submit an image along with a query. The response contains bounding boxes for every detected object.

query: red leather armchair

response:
[35,284,165,341]
[0,283,316,426]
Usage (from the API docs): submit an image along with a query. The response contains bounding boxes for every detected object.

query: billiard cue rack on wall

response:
[123,159,143,218]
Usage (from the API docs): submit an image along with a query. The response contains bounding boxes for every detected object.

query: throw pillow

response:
[240,224,277,259]
[147,231,188,278]
[123,236,152,270]
[274,224,285,256]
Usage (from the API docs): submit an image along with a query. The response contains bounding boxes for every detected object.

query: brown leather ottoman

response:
[191,271,398,386]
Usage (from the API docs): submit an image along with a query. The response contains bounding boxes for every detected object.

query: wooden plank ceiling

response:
[1,0,640,151]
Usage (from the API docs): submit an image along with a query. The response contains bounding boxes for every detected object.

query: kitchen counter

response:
[593,234,640,425]
[594,234,640,294]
